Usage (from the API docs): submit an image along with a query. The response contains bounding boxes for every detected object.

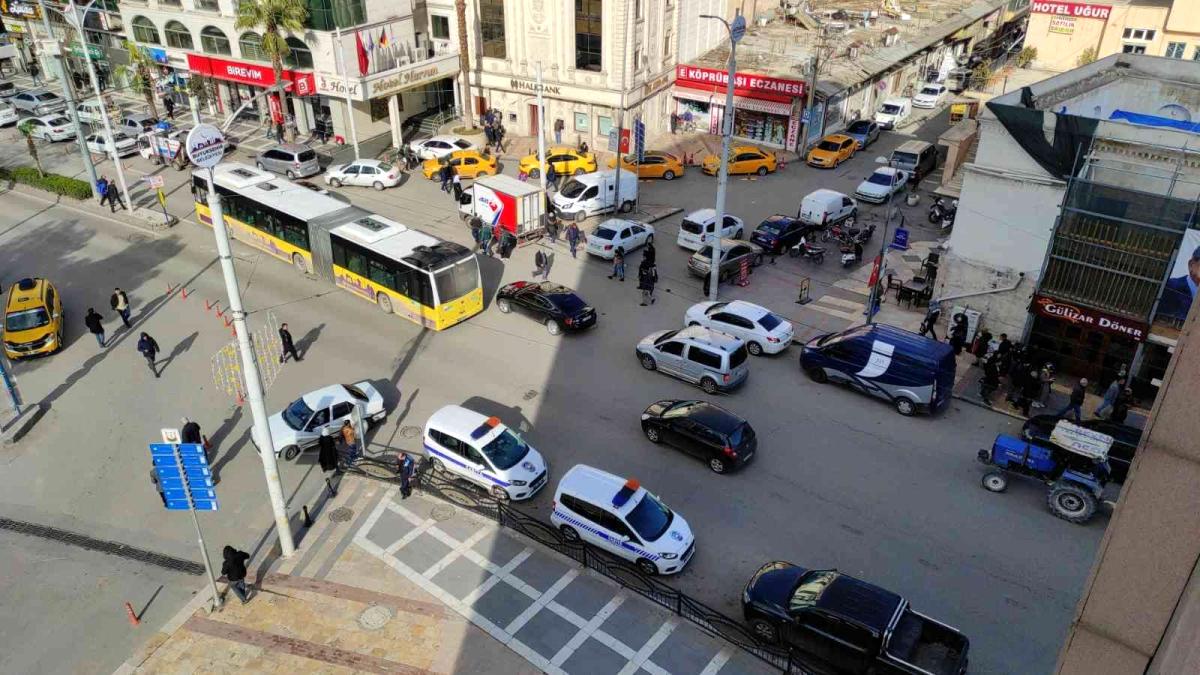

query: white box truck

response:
[551,169,638,222]
[458,174,546,238]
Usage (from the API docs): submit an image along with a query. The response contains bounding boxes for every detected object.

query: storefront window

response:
[201,26,231,55]
[574,112,589,131]
[131,16,160,45]
[677,99,710,132]
[164,21,193,50]
[597,115,612,136]
[733,108,787,146]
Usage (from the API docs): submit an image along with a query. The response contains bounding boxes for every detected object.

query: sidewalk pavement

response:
[118,476,777,675]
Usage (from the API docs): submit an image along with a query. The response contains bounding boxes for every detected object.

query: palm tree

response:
[116,40,160,120]
[455,0,475,129]
[17,120,44,177]
[236,0,308,142]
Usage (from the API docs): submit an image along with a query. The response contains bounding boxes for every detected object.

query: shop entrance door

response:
[529,103,539,137]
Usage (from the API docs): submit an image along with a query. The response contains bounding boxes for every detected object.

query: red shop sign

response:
[1031,294,1147,341]
[187,54,315,96]
[674,65,805,103]
[1030,2,1111,20]
[267,94,283,124]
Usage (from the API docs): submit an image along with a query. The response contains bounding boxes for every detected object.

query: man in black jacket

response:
[84,308,106,348]
[1056,378,1088,423]
[278,322,301,363]
[137,332,160,377]
[221,546,251,604]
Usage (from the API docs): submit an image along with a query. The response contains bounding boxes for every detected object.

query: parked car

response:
[702,145,777,176]
[25,114,75,142]
[0,100,17,127]
[890,140,939,181]
[408,134,475,160]
[585,218,654,259]
[913,83,948,109]
[85,131,138,157]
[421,149,498,180]
[424,405,548,501]
[0,81,16,99]
[636,325,750,394]
[684,300,793,356]
[255,143,321,179]
[10,89,66,115]
[874,97,911,129]
[2,277,64,360]
[806,133,858,168]
[119,112,159,135]
[677,208,743,251]
[495,280,596,335]
[843,119,880,149]
[687,239,764,281]
[750,215,816,255]
[323,159,402,190]
[517,146,598,178]
[265,382,386,460]
[640,400,757,474]
[743,562,969,675]
[1022,414,1141,484]
[551,169,638,221]
[607,150,685,180]
[75,99,117,125]
[855,167,910,204]
[798,189,857,229]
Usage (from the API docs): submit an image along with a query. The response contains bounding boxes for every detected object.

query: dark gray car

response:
[687,238,764,280]
[256,143,321,178]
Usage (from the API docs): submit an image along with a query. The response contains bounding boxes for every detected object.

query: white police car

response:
[423,405,548,501]
[551,465,696,575]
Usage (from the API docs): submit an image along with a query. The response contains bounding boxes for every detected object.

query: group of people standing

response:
[482,109,507,154]
[470,215,518,259]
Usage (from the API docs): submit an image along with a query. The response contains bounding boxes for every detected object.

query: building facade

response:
[1026,0,1200,72]
[938,54,1200,401]
[2,0,130,86]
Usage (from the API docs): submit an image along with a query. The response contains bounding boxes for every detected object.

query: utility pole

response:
[802,29,829,152]
[535,61,547,196]
[36,0,99,197]
[613,0,635,213]
[334,27,361,160]
[67,0,130,210]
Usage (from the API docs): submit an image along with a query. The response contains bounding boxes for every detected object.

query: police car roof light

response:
[470,416,502,440]
[612,479,640,508]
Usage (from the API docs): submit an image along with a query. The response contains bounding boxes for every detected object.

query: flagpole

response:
[335,26,361,160]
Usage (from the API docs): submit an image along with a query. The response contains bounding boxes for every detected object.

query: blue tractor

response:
[977,421,1113,524]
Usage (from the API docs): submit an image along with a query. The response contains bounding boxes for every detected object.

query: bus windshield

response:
[435,259,481,305]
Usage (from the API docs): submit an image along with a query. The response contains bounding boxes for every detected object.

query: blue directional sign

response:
[634,119,646,163]
[150,443,219,511]
[890,227,910,251]
[607,128,619,152]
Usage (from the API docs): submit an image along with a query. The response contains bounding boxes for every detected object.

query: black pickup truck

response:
[743,562,969,675]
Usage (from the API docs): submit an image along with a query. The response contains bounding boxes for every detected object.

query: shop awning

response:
[733,96,793,116]
[672,87,719,105]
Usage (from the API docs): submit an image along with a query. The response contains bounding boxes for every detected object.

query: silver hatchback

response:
[256,144,321,179]
[636,326,750,394]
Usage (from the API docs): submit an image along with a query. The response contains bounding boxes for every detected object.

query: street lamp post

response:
[866,158,903,323]
[699,10,746,301]
[35,0,99,197]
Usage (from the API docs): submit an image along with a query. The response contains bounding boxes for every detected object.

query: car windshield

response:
[626,491,674,541]
[759,313,783,331]
[681,219,704,234]
[343,384,368,401]
[757,221,784,234]
[892,152,918,166]
[5,308,49,332]
[480,428,529,470]
[789,570,839,613]
[549,293,586,314]
[696,246,714,258]
[36,93,59,101]
[592,227,617,240]
[817,140,840,151]
[847,121,871,133]
[434,258,481,304]
[881,103,902,114]
[920,87,940,95]
[281,398,314,431]
[298,150,316,162]
[559,179,587,198]
[729,423,750,448]
[867,172,896,186]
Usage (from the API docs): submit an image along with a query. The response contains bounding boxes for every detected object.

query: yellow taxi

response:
[606,151,686,180]
[517,146,598,178]
[701,145,777,176]
[806,133,859,168]
[3,278,64,359]
[422,149,499,180]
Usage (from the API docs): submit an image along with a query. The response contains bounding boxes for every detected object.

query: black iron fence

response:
[341,455,820,674]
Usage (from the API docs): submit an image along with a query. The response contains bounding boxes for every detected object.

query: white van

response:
[676,208,744,251]
[551,465,696,575]
[424,405,549,501]
[798,189,857,228]
[551,169,638,222]
[874,98,911,129]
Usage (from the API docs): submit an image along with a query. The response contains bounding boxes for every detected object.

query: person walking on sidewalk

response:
[643,242,656,265]
[638,259,658,306]
[566,222,581,258]
[545,212,559,244]
[534,248,548,280]
[554,118,564,144]
[398,451,415,498]
[137,332,160,378]
[163,94,175,120]
[110,287,131,328]
[84,308,106,348]
[546,163,558,191]
[97,175,110,208]
[1037,363,1055,409]
[221,546,252,604]
[451,171,462,200]
[278,322,301,363]
[1109,388,1133,424]
[918,301,941,339]
[609,247,625,281]
[340,420,359,461]
[1056,378,1088,423]
[1094,377,1125,419]
[1018,369,1042,417]
[28,62,41,86]
[318,428,339,473]
[105,180,126,212]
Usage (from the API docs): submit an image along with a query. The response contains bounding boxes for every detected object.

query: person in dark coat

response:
[278,322,301,363]
[638,259,658,306]
[163,94,175,120]
[1109,388,1133,424]
[565,222,581,258]
[948,313,968,355]
[918,301,941,339]
[500,229,517,259]
[545,211,559,244]
[398,451,416,498]
[609,247,625,281]
[1018,369,1043,417]
[181,417,202,445]
[84,308,106,348]
[534,248,549,280]
[643,241,656,265]
[317,428,338,472]
[1056,378,1088,423]
[980,355,1000,404]
[546,163,558,190]
[972,329,992,365]
[137,332,160,378]
[28,62,41,86]
[221,545,252,604]
[439,164,452,192]
[105,180,125,212]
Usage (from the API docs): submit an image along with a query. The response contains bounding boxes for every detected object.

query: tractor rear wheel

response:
[981,472,1007,493]
[1048,483,1097,524]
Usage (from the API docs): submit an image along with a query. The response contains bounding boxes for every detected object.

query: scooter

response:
[929,198,958,226]
[790,240,825,264]
[839,239,864,268]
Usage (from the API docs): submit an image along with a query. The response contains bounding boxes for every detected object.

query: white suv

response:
[424,405,548,501]
[552,465,695,575]
[676,208,743,251]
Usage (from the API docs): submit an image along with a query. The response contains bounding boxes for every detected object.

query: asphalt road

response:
[0,106,1105,675]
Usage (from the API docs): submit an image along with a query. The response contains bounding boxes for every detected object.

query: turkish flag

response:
[355,31,369,76]
[268,94,283,124]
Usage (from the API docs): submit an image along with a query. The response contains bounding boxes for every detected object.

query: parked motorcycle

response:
[839,238,864,268]
[929,198,958,227]
[790,240,825,264]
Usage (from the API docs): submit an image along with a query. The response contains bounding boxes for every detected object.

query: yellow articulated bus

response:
[192,163,483,330]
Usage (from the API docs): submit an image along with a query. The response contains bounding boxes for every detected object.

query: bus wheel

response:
[377,293,393,314]
[292,254,308,274]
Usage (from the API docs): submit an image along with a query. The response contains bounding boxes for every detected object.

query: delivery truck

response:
[550,169,638,222]
[458,174,546,237]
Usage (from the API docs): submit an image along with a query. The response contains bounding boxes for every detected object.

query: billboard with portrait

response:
[1157,229,1200,322]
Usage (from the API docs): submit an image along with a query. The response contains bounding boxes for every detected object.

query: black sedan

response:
[1022,414,1141,483]
[640,400,756,474]
[749,215,818,255]
[496,281,596,336]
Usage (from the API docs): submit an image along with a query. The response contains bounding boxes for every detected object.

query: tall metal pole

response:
[0,357,21,416]
[535,61,547,195]
[203,165,296,557]
[867,164,901,324]
[36,0,99,197]
[613,0,633,213]
[68,0,130,210]
[172,447,223,610]
[701,11,744,301]
[334,27,361,160]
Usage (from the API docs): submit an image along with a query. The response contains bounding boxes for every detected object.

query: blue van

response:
[799,324,956,415]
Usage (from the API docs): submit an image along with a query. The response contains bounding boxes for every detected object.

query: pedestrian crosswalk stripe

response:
[805,303,860,321]
[816,295,864,309]
[833,278,871,296]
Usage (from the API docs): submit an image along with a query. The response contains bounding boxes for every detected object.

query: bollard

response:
[796,277,812,305]
[325,476,338,498]
[181,286,189,299]
[125,602,140,626]
[302,505,313,528]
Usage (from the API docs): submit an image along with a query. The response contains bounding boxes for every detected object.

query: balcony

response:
[305,0,365,31]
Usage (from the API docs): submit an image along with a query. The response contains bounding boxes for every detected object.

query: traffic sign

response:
[731,14,747,44]
[607,128,619,152]
[149,442,218,511]
[634,119,646,162]
[161,428,181,444]
[146,175,165,189]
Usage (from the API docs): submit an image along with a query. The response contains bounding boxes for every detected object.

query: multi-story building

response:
[1025,0,1200,71]
[120,0,458,144]
[2,0,129,82]
[937,53,1200,403]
